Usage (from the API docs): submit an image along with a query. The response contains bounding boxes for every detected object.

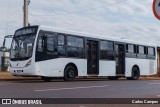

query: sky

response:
[0,0,160,47]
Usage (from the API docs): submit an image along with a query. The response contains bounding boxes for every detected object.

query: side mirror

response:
[0,47,7,52]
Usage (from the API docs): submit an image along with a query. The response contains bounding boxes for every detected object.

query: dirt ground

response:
[0,71,40,80]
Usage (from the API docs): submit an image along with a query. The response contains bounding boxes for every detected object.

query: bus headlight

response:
[25,60,32,67]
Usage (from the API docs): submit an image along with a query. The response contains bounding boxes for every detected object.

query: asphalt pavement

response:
[0,79,160,107]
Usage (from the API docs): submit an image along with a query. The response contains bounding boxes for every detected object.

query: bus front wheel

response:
[127,67,140,80]
[64,65,76,81]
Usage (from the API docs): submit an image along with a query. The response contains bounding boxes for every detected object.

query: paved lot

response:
[0,79,160,98]
[0,79,160,107]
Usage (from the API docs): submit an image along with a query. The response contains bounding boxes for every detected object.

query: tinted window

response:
[47,36,55,52]
[67,47,84,58]
[126,44,136,53]
[37,37,43,52]
[67,36,84,48]
[58,34,65,56]
[100,41,114,51]
[148,47,155,55]
[67,36,84,58]
[37,33,55,53]
[36,31,58,62]
[100,41,114,60]
[58,34,65,45]
[138,46,146,54]
[137,45,147,58]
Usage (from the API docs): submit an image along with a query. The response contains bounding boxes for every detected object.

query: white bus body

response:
[9,26,157,81]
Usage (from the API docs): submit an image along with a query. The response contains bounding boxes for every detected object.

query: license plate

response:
[16,70,23,73]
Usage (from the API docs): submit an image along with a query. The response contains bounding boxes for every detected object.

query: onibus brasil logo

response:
[153,0,160,20]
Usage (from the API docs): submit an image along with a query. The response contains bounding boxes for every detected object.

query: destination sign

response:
[15,27,37,36]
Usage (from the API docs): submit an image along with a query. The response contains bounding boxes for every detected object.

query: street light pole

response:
[23,0,30,27]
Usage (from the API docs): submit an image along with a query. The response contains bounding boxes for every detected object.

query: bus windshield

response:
[10,34,36,61]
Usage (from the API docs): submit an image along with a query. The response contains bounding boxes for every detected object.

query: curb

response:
[0,72,160,81]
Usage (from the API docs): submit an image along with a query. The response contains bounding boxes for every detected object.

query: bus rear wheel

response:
[64,65,76,81]
[127,67,140,80]
[41,76,52,82]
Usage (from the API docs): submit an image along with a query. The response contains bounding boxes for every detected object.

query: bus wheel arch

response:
[64,63,78,81]
[127,65,140,80]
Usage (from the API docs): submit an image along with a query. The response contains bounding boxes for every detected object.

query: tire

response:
[108,76,118,80]
[127,67,140,80]
[41,76,52,82]
[64,65,76,81]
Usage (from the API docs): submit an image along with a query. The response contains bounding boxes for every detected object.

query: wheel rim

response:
[68,69,75,78]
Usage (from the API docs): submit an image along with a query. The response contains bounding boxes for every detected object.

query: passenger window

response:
[38,34,55,53]
[100,41,114,60]
[147,47,155,59]
[58,34,66,56]
[67,36,84,48]
[37,38,43,52]
[137,45,147,58]
[138,46,145,54]
[67,36,84,58]
[148,47,155,56]
[58,34,65,45]
[47,36,55,52]
[126,44,136,53]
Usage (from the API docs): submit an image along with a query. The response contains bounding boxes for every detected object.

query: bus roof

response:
[36,25,156,47]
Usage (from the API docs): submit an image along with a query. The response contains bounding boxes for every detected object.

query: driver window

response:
[36,31,57,62]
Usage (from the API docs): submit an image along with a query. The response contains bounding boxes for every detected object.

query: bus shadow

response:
[8,78,129,83]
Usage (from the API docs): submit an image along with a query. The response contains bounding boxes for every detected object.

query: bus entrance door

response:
[115,44,125,75]
[87,40,99,75]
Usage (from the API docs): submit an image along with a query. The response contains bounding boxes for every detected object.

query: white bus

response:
[9,25,157,81]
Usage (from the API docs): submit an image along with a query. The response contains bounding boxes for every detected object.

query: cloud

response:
[0,0,23,40]
[0,0,160,46]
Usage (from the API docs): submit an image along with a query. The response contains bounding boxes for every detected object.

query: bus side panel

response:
[35,58,87,77]
[150,59,157,75]
[99,60,116,76]
[125,58,157,77]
